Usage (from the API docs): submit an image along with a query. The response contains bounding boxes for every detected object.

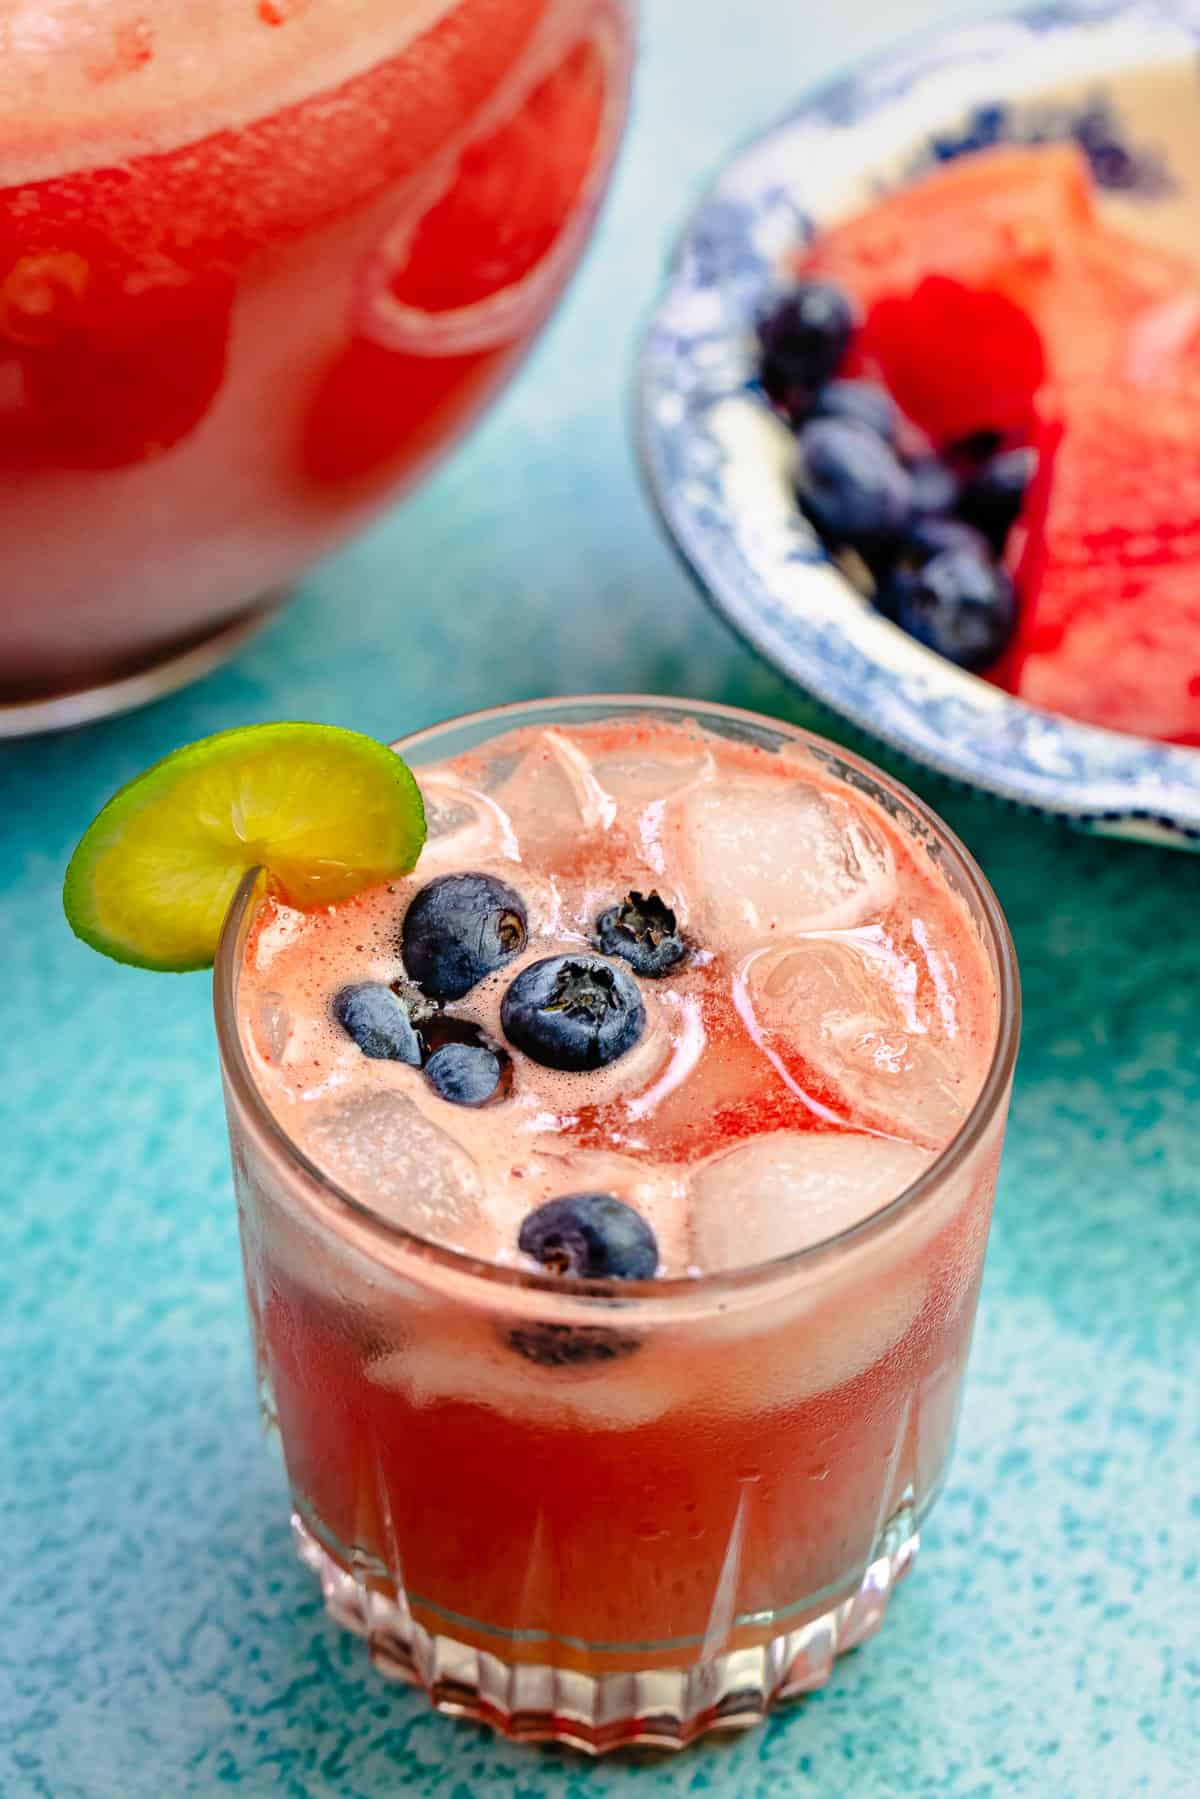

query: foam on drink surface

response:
[0,0,464,178]
[238,717,999,1286]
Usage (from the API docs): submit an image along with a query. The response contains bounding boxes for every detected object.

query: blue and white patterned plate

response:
[638,0,1200,848]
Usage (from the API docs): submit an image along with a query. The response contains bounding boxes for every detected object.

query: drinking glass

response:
[216,695,1019,1753]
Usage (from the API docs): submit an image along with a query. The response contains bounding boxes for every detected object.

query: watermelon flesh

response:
[801,144,1200,743]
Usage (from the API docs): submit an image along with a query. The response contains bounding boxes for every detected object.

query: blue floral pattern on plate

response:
[638,0,1200,847]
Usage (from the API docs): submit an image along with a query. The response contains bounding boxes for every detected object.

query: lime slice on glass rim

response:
[63,723,426,972]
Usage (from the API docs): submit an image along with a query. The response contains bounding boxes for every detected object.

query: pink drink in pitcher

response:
[0,0,631,701]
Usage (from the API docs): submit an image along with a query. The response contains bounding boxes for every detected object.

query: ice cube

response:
[489,729,618,862]
[368,1323,695,1429]
[591,745,716,880]
[591,747,714,809]
[692,1132,942,1396]
[691,1131,935,1271]
[424,795,474,839]
[669,778,895,942]
[250,991,292,1064]
[742,935,969,1143]
[416,772,520,868]
[305,1092,491,1252]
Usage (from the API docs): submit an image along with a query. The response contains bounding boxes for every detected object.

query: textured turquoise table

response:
[4,2,1198,1793]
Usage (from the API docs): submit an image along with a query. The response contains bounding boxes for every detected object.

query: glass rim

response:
[214,692,1021,1303]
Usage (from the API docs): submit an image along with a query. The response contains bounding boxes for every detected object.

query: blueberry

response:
[332,983,420,1064]
[594,890,686,978]
[872,563,920,625]
[946,427,1007,466]
[957,446,1037,553]
[903,516,992,563]
[505,1322,640,1367]
[401,872,527,1001]
[811,378,897,443]
[889,545,1017,671]
[416,1014,512,1106]
[519,1192,659,1280]
[424,1041,508,1108]
[795,419,914,549]
[501,954,645,1072]
[759,281,856,418]
[908,455,961,519]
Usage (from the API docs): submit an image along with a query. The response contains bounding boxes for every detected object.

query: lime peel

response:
[63,722,426,972]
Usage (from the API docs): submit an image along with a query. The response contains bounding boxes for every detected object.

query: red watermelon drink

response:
[0,0,631,705]
[214,697,1018,1752]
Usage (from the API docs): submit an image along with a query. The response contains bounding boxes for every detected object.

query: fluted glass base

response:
[291,1501,921,1754]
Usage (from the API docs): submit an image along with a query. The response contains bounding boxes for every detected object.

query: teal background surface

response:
[3,1,1198,1792]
